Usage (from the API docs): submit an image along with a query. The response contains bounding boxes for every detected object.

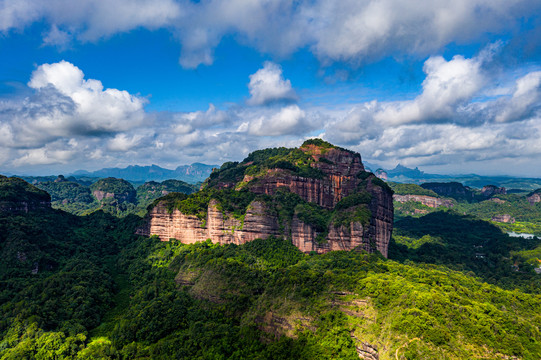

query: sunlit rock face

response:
[138,142,394,257]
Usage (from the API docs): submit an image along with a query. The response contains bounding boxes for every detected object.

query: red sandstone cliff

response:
[138,141,394,257]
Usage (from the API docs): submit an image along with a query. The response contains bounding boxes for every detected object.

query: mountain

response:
[72,163,217,183]
[139,139,394,256]
[373,164,541,190]
[0,175,51,212]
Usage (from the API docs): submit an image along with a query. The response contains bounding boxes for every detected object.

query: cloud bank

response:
[2,0,540,68]
[1,53,540,176]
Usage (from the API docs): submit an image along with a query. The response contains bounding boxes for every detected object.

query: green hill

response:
[1,172,541,359]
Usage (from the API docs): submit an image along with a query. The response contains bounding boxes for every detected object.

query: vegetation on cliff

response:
[203,139,361,189]
[390,182,439,197]
[28,177,197,217]
[0,175,50,204]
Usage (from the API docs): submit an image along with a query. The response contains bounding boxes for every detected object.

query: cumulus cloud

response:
[247,105,312,136]
[28,61,147,134]
[174,0,541,68]
[374,53,487,125]
[0,60,152,170]
[12,140,77,166]
[495,71,541,123]
[247,62,298,106]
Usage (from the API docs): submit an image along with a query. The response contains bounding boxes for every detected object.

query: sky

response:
[1,1,541,177]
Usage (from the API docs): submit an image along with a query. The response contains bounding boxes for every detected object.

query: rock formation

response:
[491,214,515,223]
[139,140,394,257]
[374,169,388,181]
[481,185,506,198]
[90,177,136,204]
[393,194,453,208]
[421,182,475,202]
[527,190,541,205]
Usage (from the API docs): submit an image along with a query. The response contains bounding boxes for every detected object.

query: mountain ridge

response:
[71,163,217,183]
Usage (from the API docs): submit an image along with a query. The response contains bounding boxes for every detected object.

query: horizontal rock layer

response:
[393,194,453,208]
[139,144,393,257]
[0,200,51,213]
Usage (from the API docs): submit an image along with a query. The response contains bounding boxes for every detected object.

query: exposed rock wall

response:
[491,214,515,223]
[247,147,364,209]
[481,185,506,197]
[92,190,136,203]
[139,200,281,244]
[393,194,453,208]
[528,193,541,205]
[139,144,393,258]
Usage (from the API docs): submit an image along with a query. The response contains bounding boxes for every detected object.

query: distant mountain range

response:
[71,163,217,183]
[371,164,541,190]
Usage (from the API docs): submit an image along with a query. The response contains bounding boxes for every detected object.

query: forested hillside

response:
[1,176,540,359]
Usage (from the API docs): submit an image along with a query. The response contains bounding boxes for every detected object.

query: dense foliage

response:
[389,182,439,196]
[30,177,198,217]
[37,179,94,204]
[203,143,346,189]
[1,175,541,358]
[0,175,50,203]
[389,211,540,292]
[135,180,198,212]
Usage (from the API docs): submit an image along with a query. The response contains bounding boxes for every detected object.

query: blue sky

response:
[1,0,541,177]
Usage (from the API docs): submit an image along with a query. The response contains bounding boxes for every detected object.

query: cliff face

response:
[245,146,363,209]
[139,141,394,257]
[393,194,453,208]
[481,185,506,198]
[90,177,136,204]
[138,199,281,245]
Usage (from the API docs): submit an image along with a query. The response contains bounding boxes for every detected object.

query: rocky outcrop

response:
[246,146,364,209]
[139,141,394,257]
[491,214,515,223]
[0,200,51,213]
[421,182,475,202]
[481,185,506,197]
[393,194,453,208]
[374,169,388,181]
[528,191,541,205]
[90,177,136,204]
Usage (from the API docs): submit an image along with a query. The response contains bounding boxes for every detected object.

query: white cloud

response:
[375,53,487,125]
[3,1,539,68]
[495,71,541,123]
[247,62,298,106]
[0,0,181,41]
[42,24,72,49]
[13,145,75,166]
[107,133,145,152]
[27,61,147,134]
[247,105,312,136]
